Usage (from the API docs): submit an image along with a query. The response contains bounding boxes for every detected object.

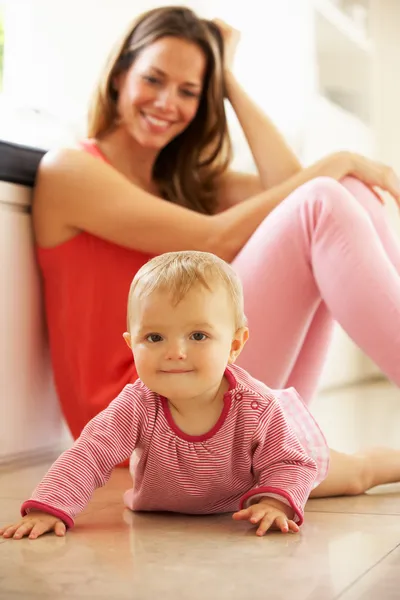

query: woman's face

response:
[115,36,207,150]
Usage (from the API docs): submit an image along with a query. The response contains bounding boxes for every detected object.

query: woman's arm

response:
[34,147,291,262]
[224,70,302,190]
[34,149,400,265]
[213,19,301,190]
[213,20,400,215]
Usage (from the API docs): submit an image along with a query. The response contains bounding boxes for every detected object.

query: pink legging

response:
[233,176,400,404]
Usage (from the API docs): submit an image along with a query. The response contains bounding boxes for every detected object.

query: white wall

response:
[3,0,400,164]
[3,0,215,129]
[3,0,167,141]
[371,0,400,229]
[2,0,314,155]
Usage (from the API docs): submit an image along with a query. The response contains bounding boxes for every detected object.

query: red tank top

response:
[37,140,152,439]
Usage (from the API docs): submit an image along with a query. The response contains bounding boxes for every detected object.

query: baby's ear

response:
[123,332,132,349]
[228,327,249,363]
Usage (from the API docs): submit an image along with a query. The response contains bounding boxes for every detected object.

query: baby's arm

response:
[235,399,317,533]
[1,384,147,539]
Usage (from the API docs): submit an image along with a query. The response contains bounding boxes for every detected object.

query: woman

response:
[33,6,400,495]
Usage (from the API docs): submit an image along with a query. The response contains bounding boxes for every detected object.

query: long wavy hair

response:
[87,6,232,214]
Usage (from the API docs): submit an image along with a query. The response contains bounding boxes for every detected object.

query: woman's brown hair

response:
[87,6,232,214]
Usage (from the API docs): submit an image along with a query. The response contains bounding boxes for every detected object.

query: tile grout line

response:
[305,509,400,517]
[333,541,400,600]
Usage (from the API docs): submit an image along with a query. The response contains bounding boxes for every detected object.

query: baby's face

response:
[127,284,243,402]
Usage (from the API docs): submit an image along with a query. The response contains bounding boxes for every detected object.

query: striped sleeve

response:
[21,384,148,528]
[239,400,317,525]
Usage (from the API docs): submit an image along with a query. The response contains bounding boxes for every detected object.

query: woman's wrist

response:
[332,151,354,177]
[314,151,354,181]
[223,69,238,101]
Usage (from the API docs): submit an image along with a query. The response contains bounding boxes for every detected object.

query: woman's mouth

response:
[140,111,175,134]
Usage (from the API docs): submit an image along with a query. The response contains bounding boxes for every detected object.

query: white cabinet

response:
[0,182,67,465]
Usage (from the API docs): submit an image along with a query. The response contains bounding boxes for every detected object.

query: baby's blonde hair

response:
[127,251,247,330]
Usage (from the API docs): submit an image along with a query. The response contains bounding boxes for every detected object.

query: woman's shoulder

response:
[34,138,114,208]
[33,142,114,248]
[37,139,108,173]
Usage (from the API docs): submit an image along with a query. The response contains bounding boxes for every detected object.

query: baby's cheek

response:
[132,348,155,374]
[204,349,229,370]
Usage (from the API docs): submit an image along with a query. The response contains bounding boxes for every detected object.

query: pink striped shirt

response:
[21,365,328,528]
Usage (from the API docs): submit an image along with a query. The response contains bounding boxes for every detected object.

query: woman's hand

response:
[322,151,400,209]
[349,152,400,208]
[0,511,66,540]
[212,19,241,73]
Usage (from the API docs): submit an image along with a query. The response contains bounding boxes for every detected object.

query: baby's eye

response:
[190,332,207,341]
[146,334,163,343]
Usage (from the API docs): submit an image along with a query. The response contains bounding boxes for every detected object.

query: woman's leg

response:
[310,447,400,498]
[284,176,400,402]
[341,176,400,273]
[233,176,400,393]
[284,303,333,403]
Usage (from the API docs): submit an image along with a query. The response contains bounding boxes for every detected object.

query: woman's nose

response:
[154,87,176,111]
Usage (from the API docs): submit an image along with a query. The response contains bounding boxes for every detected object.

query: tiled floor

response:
[0,379,399,600]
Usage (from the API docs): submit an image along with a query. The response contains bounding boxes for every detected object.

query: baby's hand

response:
[0,511,66,540]
[232,497,300,536]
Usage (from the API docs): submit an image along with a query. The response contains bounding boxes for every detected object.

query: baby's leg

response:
[309,447,400,497]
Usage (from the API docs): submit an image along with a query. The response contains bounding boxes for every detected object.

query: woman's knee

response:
[340,175,384,215]
[304,176,351,204]
[307,175,378,216]
[299,175,365,222]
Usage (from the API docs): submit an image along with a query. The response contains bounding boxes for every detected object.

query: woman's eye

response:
[190,332,207,341]
[144,76,160,85]
[181,89,199,98]
[146,334,163,343]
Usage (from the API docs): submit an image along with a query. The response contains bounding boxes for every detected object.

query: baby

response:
[0,250,329,540]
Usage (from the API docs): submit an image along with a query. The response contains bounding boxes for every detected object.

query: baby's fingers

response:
[248,506,270,526]
[29,519,65,539]
[272,515,290,533]
[232,508,252,521]
[1,522,34,539]
[0,523,13,536]
[287,520,300,533]
[257,515,300,535]
[233,506,266,525]
[11,521,36,539]
[273,516,300,534]
[255,513,277,536]
[54,521,66,537]
[0,523,22,538]
[28,521,52,540]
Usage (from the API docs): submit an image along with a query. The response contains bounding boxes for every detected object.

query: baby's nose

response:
[165,342,187,360]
